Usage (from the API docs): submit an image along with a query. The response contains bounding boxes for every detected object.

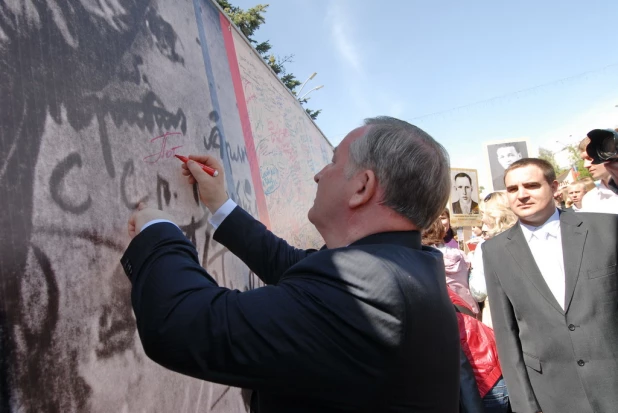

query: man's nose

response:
[517,186,528,198]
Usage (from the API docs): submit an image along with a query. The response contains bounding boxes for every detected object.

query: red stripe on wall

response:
[219,13,271,229]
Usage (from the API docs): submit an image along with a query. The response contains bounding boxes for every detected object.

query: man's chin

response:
[307,207,316,224]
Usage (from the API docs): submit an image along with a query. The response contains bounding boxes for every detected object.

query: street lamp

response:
[297,72,317,99]
[299,85,324,101]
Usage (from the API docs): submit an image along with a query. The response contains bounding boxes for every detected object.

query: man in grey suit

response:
[482,158,618,413]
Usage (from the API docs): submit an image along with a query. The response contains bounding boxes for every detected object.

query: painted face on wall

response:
[3,1,251,412]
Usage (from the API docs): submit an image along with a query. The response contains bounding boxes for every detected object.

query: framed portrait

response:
[484,139,530,191]
[449,168,482,227]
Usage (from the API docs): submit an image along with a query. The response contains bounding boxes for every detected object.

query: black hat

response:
[586,128,618,164]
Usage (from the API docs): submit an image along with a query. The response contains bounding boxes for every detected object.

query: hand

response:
[128,202,176,239]
[180,155,228,213]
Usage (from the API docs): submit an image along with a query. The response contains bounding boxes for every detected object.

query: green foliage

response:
[280,73,301,91]
[538,147,567,176]
[217,1,268,41]
[538,145,592,180]
[305,108,322,120]
[216,0,321,119]
[565,144,592,179]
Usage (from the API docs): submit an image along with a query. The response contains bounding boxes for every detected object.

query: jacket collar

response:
[348,230,422,250]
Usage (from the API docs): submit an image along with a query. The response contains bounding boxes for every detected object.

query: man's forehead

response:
[505,166,544,184]
[455,177,471,185]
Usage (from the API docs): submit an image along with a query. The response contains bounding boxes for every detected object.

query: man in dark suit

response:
[451,172,480,214]
[121,117,461,412]
[482,158,618,413]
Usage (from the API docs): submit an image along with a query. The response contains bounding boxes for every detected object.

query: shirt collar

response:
[520,208,561,242]
[599,179,618,195]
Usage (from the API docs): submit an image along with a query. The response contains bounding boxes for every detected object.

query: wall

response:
[0,1,332,412]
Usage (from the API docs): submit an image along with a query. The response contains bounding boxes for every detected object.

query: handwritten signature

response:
[143,132,183,164]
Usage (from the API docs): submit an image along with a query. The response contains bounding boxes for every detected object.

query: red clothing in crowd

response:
[448,289,502,397]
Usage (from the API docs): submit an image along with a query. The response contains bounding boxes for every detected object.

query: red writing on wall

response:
[144,132,183,164]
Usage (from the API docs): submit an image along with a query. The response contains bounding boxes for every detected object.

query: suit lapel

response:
[506,224,564,314]
[560,212,587,313]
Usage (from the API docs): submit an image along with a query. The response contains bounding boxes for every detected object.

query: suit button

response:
[577,360,585,366]
[568,324,575,331]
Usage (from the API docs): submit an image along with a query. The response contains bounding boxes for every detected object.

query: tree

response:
[538,145,592,180]
[216,1,321,120]
[538,148,567,176]
[564,144,591,179]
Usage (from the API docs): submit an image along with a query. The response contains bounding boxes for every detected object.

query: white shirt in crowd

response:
[469,239,487,302]
[519,208,566,309]
[581,180,618,214]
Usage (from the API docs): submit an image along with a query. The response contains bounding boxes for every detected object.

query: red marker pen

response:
[174,155,219,177]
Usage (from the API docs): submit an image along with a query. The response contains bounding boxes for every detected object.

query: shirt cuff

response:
[140,219,180,233]
[208,199,238,229]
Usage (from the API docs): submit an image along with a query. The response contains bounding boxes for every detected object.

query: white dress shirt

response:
[519,209,566,309]
[469,239,487,302]
[581,181,618,214]
[139,198,238,233]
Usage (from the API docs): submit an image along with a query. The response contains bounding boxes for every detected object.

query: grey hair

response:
[346,116,451,229]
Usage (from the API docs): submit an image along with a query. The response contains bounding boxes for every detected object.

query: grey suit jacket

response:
[482,210,618,413]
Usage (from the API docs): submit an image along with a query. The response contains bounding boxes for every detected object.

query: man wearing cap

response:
[579,130,618,213]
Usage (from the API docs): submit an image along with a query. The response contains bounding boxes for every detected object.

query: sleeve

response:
[208,198,237,229]
[120,223,361,394]
[140,219,180,232]
[483,248,541,413]
[213,206,317,285]
[469,244,487,302]
[458,346,485,413]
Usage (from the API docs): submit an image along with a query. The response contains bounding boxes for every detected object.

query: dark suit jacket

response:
[451,200,480,215]
[482,210,618,413]
[121,206,460,413]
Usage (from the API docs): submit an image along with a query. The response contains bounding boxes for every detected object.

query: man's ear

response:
[550,180,559,193]
[349,169,377,208]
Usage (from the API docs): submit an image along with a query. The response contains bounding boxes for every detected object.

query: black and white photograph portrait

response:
[485,139,529,191]
[448,168,482,227]
[450,169,480,215]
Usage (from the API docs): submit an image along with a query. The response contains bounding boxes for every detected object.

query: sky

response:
[230,0,618,193]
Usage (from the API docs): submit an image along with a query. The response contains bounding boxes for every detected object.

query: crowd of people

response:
[121,118,617,413]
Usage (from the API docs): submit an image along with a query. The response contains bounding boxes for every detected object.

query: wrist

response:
[207,196,229,214]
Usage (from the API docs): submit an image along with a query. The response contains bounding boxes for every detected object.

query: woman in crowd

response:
[423,219,509,413]
[440,208,460,248]
[422,218,478,315]
[469,192,518,326]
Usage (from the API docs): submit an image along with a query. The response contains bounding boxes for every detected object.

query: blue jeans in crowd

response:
[482,376,510,413]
